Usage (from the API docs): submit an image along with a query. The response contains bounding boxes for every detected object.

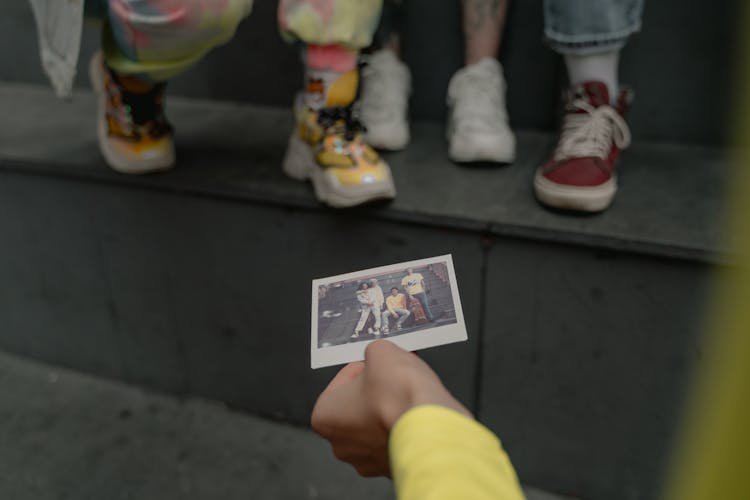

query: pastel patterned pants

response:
[86,0,383,81]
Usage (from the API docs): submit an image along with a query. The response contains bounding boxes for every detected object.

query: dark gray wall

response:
[0,171,482,422]
[0,167,711,499]
[0,0,738,145]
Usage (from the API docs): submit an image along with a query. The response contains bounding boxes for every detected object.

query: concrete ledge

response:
[0,83,730,263]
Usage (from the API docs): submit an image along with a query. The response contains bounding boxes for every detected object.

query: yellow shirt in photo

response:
[386,293,407,313]
[401,273,424,295]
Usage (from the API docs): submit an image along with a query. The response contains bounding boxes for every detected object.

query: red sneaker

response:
[534,81,633,212]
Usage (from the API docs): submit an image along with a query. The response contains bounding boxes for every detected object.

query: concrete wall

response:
[0,169,710,499]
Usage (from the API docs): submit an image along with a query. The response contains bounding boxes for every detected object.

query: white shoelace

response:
[555,99,631,162]
[450,62,508,132]
[361,54,409,122]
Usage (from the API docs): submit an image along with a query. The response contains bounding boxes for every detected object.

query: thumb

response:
[324,361,365,392]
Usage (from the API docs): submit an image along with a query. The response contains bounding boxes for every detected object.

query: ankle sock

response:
[304,44,359,110]
[564,51,620,104]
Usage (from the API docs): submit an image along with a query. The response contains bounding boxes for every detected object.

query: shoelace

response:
[361,56,408,120]
[555,99,631,161]
[317,106,366,141]
[451,69,507,130]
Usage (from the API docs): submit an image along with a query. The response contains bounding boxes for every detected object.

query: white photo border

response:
[311,254,467,369]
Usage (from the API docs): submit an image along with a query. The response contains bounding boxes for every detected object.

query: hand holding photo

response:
[311,255,467,369]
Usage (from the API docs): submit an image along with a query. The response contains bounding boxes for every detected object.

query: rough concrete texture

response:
[482,240,708,500]
[0,349,571,500]
[0,83,730,262]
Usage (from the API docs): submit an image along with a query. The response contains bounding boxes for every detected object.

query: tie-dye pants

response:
[87,0,383,81]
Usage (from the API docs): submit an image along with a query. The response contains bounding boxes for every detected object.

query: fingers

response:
[365,340,430,374]
[311,362,365,432]
[325,361,365,391]
[364,339,407,364]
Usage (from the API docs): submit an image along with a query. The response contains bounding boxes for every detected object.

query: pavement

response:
[0,349,574,500]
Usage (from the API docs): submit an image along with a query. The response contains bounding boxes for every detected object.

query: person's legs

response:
[381,310,392,333]
[534,0,643,213]
[373,306,382,330]
[279,0,397,208]
[92,0,252,174]
[360,0,412,151]
[463,0,510,65]
[354,307,372,336]
[395,308,411,329]
[448,0,515,164]
[415,292,434,322]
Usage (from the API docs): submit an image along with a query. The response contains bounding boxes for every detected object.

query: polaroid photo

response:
[311,254,467,369]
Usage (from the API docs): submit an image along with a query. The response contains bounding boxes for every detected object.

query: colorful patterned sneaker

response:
[360,49,412,151]
[534,81,633,212]
[447,58,516,164]
[283,95,397,208]
[89,52,175,174]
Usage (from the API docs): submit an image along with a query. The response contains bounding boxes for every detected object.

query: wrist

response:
[378,373,471,431]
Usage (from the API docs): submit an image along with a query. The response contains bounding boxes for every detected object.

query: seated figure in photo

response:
[401,268,434,322]
[381,287,411,334]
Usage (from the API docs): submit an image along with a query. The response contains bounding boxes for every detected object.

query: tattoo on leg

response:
[466,0,505,31]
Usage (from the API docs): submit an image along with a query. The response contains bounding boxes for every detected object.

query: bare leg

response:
[371,0,404,57]
[463,0,510,65]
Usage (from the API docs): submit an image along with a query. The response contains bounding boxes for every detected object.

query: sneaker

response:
[89,52,175,174]
[351,332,360,339]
[360,49,411,151]
[283,95,397,208]
[534,81,632,212]
[447,58,516,164]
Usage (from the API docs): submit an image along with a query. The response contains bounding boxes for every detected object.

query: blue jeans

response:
[411,292,434,321]
[382,308,411,330]
[544,0,645,55]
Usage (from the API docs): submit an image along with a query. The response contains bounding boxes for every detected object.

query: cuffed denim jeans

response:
[544,0,645,55]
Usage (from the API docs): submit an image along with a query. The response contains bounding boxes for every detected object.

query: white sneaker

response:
[447,58,516,164]
[360,50,412,151]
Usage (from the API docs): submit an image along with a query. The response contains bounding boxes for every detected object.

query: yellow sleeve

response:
[390,405,525,500]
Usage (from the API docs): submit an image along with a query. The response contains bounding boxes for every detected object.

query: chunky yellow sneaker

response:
[283,96,397,207]
[89,52,175,174]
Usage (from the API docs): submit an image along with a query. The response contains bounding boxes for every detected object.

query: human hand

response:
[311,340,471,477]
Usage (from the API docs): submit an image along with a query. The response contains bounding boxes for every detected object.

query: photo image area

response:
[316,262,458,348]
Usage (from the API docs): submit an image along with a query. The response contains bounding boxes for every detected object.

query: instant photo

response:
[311,255,468,369]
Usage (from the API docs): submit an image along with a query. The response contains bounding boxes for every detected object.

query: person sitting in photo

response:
[382,287,411,334]
[401,268,434,322]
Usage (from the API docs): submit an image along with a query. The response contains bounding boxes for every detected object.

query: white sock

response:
[564,51,620,104]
